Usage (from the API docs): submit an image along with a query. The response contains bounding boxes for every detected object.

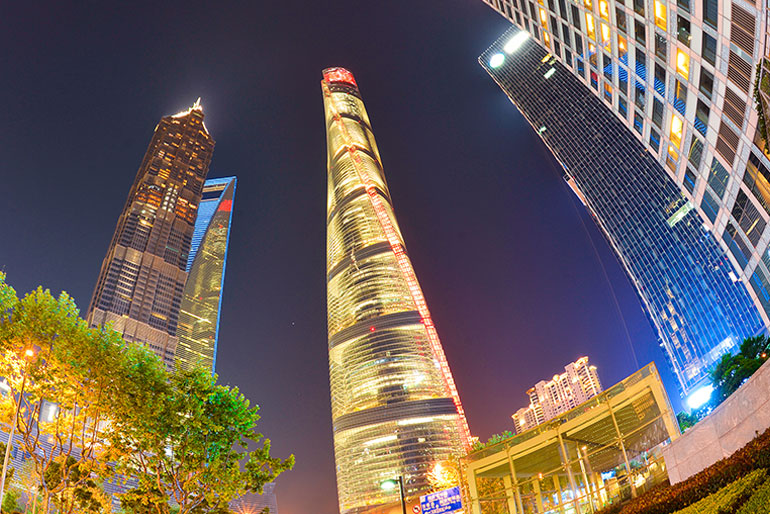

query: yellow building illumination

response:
[599,0,610,20]
[586,13,596,40]
[654,0,667,30]
[670,115,684,148]
[676,49,690,78]
[322,67,471,514]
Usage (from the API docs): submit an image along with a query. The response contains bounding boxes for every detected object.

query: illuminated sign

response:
[420,487,462,514]
[323,67,357,87]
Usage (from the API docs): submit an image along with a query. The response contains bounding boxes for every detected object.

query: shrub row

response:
[671,468,766,514]
[737,473,770,514]
[596,425,770,514]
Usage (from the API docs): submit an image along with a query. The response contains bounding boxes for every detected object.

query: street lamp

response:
[381,476,406,514]
[0,348,35,506]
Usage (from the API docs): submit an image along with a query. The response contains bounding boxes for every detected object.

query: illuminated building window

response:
[544,31,551,47]
[604,82,613,103]
[654,0,667,30]
[539,7,548,29]
[599,0,610,20]
[589,43,598,67]
[601,23,611,44]
[633,0,645,15]
[584,0,592,9]
[618,34,628,60]
[673,80,687,115]
[667,145,679,171]
[585,13,596,40]
[670,115,684,148]
[676,49,690,78]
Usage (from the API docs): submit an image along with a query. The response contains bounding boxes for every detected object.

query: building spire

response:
[193,97,202,111]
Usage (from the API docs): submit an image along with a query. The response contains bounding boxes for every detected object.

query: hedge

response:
[596,425,770,514]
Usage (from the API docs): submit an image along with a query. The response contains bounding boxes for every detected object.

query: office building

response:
[512,357,602,433]
[322,67,471,513]
[230,484,279,514]
[175,176,236,374]
[480,0,770,331]
[478,27,764,397]
[87,100,215,367]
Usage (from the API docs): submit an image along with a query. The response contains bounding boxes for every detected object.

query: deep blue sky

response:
[0,2,680,513]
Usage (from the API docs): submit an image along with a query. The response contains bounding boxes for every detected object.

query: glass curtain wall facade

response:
[175,176,236,374]
[464,364,679,514]
[322,67,471,514]
[479,30,763,396]
[87,100,214,368]
[478,0,770,349]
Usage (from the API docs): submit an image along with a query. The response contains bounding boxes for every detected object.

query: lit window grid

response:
[481,0,770,327]
[479,29,764,394]
[323,75,470,512]
[334,417,464,512]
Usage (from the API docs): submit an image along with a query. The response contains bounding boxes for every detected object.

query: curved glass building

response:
[322,67,471,513]
[175,176,236,374]
[479,29,764,396]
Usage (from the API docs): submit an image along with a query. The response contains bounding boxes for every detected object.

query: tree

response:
[1,488,21,514]
[0,273,120,513]
[110,366,294,514]
[710,335,770,405]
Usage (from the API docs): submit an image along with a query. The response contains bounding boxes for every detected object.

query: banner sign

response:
[420,486,462,514]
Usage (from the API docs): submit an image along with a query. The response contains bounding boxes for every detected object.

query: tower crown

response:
[322,67,357,88]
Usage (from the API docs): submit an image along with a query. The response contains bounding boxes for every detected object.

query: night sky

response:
[1,3,682,513]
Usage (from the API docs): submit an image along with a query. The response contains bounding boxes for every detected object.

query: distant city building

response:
[465,363,678,514]
[87,100,214,367]
[175,176,236,374]
[512,357,602,433]
[322,67,471,514]
[230,483,279,514]
[478,28,765,397]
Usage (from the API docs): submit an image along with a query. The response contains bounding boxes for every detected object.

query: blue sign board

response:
[420,486,462,514]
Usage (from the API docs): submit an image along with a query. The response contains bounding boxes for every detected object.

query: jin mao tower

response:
[322,67,471,514]
[88,100,215,367]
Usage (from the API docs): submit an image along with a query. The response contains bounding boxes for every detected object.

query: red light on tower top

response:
[323,67,357,87]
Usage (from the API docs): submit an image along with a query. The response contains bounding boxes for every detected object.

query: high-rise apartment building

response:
[175,176,236,374]
[511,357,602,433]
[322,67,471,514]
[478,27,764,397]
[88,100,214,367]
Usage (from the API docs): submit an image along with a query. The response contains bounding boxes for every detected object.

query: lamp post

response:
[0,349,35,506]
[381,476,407,514]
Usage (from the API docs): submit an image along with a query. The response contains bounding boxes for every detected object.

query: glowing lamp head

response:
[489,53,505,68]
[503,31,530,54]
[686,385,713,410]
[24,349,35,358]
[380,479,398,492]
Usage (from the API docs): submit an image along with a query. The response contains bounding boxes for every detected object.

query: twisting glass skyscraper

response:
[175,176,236,374]
[479,29,763,396]
[322,67,471,513]
[88,100,214,367]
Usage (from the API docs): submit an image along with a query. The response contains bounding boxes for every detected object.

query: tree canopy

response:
[0,272,293,514]
[710,335,770,406]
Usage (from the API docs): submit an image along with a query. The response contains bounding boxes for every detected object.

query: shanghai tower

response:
[322,67,471,514]
[88,100,215,368]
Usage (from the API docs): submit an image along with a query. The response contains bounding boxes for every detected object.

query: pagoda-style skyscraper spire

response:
[87,100,215,367]
[322,68,471,514]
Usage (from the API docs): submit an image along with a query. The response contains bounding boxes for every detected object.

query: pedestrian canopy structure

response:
[463,364,679,514]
